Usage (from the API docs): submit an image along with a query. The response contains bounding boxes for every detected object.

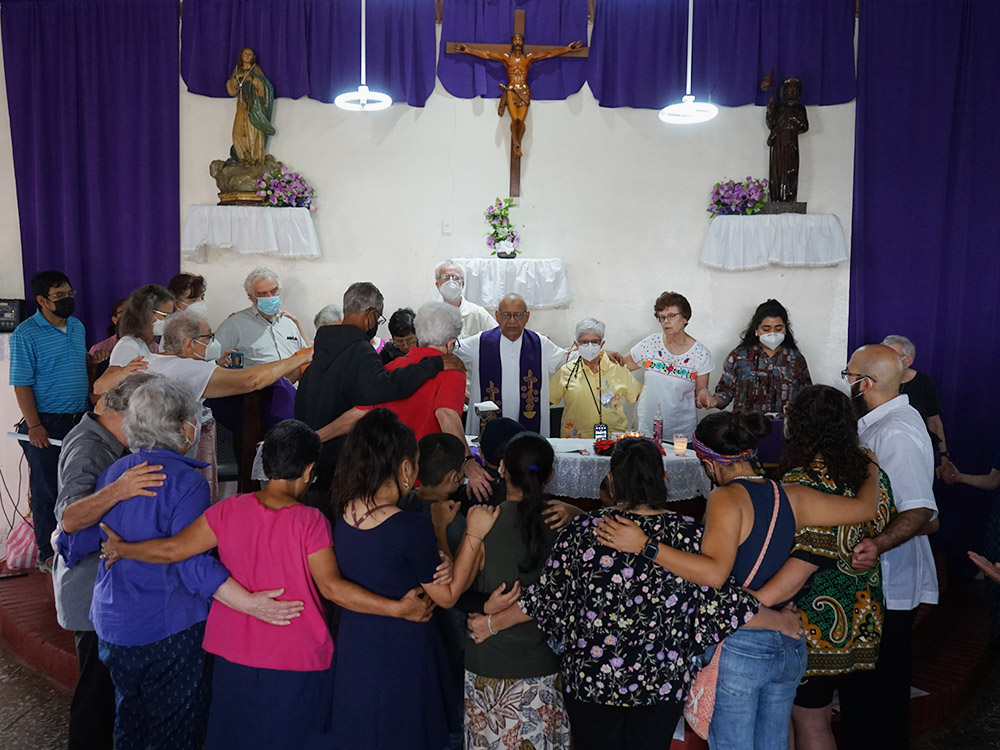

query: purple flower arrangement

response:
[256,165,317,212]
[707,176,768,216]
[484,197,521,255]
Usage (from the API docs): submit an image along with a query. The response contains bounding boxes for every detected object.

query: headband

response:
[691,433,757,465]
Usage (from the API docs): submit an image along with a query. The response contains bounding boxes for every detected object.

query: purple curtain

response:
[437,0,588,100]
[849,0,1000,549]
[2,0,180,344]
[589,0,856,109]
[181,0,437,107]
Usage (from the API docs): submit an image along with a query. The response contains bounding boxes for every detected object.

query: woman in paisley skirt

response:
[462,433,567,750]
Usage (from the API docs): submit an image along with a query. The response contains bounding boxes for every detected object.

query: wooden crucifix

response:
[446,9,588,197]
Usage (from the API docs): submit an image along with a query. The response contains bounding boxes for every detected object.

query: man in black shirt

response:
[882,335,950,469]
[295,282,465,494]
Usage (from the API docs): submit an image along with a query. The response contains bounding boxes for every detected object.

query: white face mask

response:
[759,332,785,350]
[439,280,463,302]
[202,338,223,362]
[578,342,603,362]
[152,318,166,336]
[185,300,208,318]
[183,418,202,452]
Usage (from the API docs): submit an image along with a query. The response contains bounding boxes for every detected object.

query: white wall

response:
[180,28,854,394]
[0,41,29,530]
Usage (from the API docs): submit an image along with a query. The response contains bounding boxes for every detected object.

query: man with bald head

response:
[455,293,566,436]
[845,344,937,750]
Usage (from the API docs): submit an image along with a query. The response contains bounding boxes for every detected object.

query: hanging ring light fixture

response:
[335,0,392,111]
[659,0,718,124]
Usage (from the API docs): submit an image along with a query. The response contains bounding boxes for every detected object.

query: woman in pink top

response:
[101,419,439,749]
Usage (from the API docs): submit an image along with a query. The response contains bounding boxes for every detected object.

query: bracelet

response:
[463,455,476,462]
[487,614,498,636]
[465,532,484,543]
[27,423,41,429]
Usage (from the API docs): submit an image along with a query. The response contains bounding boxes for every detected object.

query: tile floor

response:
[0,645,69,750]
[0,641,998,750]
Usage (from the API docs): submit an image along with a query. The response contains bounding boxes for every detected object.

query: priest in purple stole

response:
[456,294,568,437]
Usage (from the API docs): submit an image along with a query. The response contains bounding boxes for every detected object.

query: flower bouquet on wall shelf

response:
[485,197,521,258]
[256,165,317,212]
[707,176,768,217]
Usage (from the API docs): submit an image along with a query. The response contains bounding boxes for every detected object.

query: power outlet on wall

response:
[441,218,453,235]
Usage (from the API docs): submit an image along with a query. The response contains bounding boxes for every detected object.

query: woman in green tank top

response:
[462,433,569,749]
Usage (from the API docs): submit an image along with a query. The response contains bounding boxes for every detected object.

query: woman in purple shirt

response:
[63,378,301,750]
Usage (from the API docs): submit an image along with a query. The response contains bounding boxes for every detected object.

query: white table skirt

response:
[454,257,573,310]
[700,214,848,271]
[545,438,711,502]
[181,205,321,262]
[251,436,710,502]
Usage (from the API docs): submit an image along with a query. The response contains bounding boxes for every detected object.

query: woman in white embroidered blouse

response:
[623,291,713,439]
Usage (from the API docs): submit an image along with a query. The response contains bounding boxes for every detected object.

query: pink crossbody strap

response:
[742,480,781,588]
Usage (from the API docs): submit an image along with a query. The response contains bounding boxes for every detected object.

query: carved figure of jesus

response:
[454,34,583,158]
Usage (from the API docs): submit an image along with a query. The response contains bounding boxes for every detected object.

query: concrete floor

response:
[1,641,998,750]
[0,645,70,750]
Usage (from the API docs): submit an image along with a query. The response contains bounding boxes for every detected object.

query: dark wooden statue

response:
[447,9,587,196]
[762,75,809,203]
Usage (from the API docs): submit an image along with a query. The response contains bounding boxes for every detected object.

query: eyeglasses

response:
[655,312,683,323]
[47,289,76,301]
[841,369,878,384]
[438,274,463,283]
[369,309,386,326]
[196,332,215,341]
[153,309,172,319]
[497,311,528,321]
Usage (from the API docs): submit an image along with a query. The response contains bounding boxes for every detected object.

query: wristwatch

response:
[641,537,659,561]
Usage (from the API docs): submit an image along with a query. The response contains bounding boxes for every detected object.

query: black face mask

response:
[851,381,870,419]
[51,297,75,319]
[365,321,380,340]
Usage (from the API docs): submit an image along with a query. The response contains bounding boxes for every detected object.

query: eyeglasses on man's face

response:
[840,369,878,385]
[497,311,528,321]
[47,289,76,301]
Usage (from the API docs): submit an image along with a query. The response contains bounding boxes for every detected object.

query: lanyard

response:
[581,359,603,419]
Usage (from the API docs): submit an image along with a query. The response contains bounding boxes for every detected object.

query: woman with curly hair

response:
[750,385,895,750]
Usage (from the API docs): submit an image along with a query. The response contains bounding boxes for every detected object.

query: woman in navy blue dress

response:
[330,409,498,750]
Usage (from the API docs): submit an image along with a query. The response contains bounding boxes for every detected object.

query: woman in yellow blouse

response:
[550,318,642,438]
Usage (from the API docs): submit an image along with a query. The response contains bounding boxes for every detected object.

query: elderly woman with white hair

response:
[550,318,642,438]
[58,378,304,750]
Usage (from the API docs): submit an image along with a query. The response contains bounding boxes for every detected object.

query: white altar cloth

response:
[454,257,573,310]
[181,205,321,262]
[700,214,848,271]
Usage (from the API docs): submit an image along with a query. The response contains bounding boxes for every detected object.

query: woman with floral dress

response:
[471,438,799,750]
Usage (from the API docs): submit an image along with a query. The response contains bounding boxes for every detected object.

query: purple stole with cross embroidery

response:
[479,327,542,432]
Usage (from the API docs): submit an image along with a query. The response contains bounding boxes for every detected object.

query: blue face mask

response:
[256,295,281,316]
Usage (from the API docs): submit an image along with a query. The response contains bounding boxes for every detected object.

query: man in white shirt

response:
[434,259,498,338]
[215,267,309,380]
[847,344,938,750]
[456,293,567,437]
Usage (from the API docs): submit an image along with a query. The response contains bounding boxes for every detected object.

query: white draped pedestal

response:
[181,205,321,262]
[700,214,848,271]
[454,257,573,310]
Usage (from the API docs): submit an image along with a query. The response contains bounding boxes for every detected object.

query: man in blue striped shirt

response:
[10,270,90,570]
